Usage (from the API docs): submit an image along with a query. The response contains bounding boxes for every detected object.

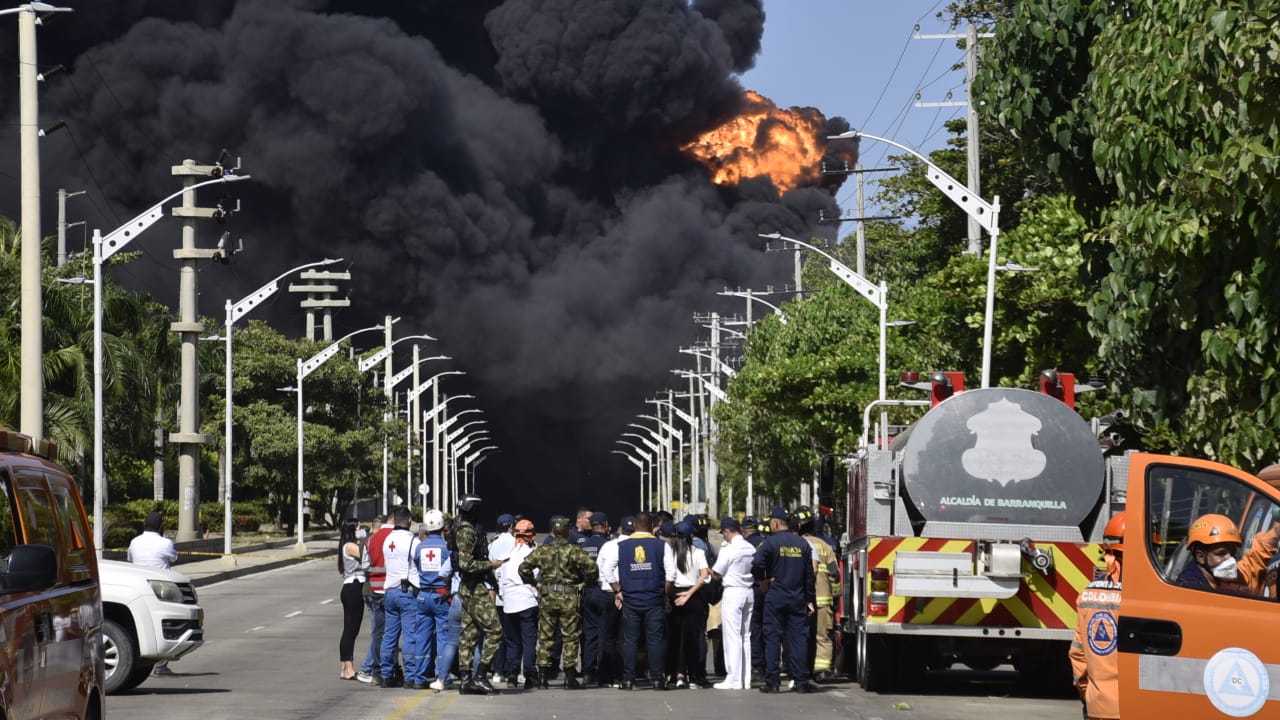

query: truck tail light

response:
[868,567,890,616]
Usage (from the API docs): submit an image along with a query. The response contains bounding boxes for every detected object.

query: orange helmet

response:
[514,519,535,541]
[1186,513,1242,548]
[1102,512,1126,552]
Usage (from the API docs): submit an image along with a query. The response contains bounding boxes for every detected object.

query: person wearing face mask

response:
[1069,512,1125,720]
[1176,512,1279,595]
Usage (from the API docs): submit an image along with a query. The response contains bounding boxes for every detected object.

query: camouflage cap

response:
[550,515,571,532]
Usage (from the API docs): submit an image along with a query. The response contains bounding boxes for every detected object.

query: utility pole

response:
[819,162,899,275]
[915,21,994,254]
[381,316,393,513]
[57,188,85,267]
[170,158,232,541]
[289,269,351,341]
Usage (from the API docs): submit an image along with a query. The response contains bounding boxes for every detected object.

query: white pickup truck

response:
[99,559,205,693]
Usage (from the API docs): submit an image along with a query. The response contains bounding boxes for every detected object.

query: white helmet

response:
[424,509,446,532]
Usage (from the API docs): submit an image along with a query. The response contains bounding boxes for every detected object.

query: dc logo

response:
[1087,611,1118,656]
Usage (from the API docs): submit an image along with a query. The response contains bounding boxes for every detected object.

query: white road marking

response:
[248,626,266,632]
[285,610,302,618]
[320,598,335,605]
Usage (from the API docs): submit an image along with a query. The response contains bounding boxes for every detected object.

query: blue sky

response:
[740,1,971,209]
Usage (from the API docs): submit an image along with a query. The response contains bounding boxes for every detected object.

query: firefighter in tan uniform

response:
[793,507,840,681]
[1069,512,1125,720]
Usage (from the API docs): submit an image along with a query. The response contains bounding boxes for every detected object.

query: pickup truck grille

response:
[178,583,198,605]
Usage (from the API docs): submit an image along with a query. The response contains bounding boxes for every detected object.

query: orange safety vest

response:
[1069,576,1121,720]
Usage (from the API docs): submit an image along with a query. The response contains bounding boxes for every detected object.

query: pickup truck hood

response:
[99,558,193,592]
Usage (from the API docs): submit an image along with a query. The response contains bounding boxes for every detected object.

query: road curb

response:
[190,547,336,587]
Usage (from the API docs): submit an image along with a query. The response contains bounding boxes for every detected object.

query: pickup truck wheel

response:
[119,660,157,693]
[102,618,140,694]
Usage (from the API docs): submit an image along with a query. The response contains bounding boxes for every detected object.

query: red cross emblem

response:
[424,549,437,562]
[388,540,396,552]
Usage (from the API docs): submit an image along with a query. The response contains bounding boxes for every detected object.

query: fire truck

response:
[837,370,1126,692]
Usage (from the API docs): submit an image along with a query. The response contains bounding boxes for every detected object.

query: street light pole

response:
[84,174,249,558]
[616,440,652,509]
[826,131,1001,386]
[222,257,341,564]
[291,323,384,551]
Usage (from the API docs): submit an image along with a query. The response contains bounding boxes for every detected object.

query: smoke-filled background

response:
[0,0,854,521]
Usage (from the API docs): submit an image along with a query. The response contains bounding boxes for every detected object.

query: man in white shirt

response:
[593,516,632,687]
[129,511,179,676]
[488,513,517,682]
[379,507,422,688]
[711,517,756,689]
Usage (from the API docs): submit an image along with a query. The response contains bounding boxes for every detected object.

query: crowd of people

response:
[335,494,844,695]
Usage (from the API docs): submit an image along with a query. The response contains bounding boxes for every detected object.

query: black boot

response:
[473,663,498,694]
[565,667,583,690]
[506,674,519,689]
[538,667,552,689]
[524,668,539,690]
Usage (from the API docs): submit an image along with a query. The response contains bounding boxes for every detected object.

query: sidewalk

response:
[166,534,339,587]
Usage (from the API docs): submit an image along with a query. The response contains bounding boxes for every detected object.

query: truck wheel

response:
[856,623,896,692]
[119,660,157,693]
[102,618,140,694]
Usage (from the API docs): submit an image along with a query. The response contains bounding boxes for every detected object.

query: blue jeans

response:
[436,589,463,683]
[621,603,665,682]
[505,607,539,676]
[382,587,419,682]
[360,592,386,674]
[412,591,452,681]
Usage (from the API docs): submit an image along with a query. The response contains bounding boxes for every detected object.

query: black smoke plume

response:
[0,0,845,521]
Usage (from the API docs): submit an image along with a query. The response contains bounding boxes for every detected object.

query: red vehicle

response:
[838,371,1125,692]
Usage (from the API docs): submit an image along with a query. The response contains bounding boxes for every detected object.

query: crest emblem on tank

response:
[961,399,1046,486]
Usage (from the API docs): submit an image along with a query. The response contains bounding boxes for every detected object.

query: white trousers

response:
[720,586,754,688]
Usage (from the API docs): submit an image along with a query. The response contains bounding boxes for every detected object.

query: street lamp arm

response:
[757,232,884,310]
[648,398,695,428]
[612,450,644,471]
[637,413,680,437]
[673,369,728,402]
[615,440,651,462]
[389,356,452,390]
[422,392,474,425]
[679,348,737,378]
[621,432,660,455]
[446,420,487,445]
[102,174,251,260]
[827,131,999,234]
[230,257,343,323]
[438,407,482,434]
[718,291,789,324]
[300,323,384,379]
[358,334,437,373]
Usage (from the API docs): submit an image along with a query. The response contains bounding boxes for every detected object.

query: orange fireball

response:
[682,91,829,193]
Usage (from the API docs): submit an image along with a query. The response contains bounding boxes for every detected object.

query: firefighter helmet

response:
[1102,512,1125,552]
[792,506,816,530]
[457,494,482,514]
[1186,513,1243,548]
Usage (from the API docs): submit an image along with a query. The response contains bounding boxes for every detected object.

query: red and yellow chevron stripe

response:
[866,536,1102,630]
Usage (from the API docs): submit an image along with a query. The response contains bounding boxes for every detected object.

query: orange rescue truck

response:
[839,371,1126,692]
[1115,454,1280,717]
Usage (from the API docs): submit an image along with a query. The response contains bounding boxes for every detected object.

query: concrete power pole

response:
[170,159,228,541]
[916,21,994,254]
[289,269,351,341]
[707,312,720,518]
[18,7,42,441]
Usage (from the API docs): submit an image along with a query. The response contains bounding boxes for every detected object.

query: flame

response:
[682,91,829,193]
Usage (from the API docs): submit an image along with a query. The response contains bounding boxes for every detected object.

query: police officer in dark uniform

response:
[580,512,610,686]
[752,507,816,694]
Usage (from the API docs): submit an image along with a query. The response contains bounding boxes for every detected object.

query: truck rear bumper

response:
[862,621,1071,641]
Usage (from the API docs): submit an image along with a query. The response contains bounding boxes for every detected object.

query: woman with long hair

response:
[338,519,367,679]
[665,520,711,688]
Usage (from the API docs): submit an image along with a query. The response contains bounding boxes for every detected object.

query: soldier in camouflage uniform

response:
[520,515,599,689]
[454,494,505,695]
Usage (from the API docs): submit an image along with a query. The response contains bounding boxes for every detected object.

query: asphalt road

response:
[105,558,1082,720]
